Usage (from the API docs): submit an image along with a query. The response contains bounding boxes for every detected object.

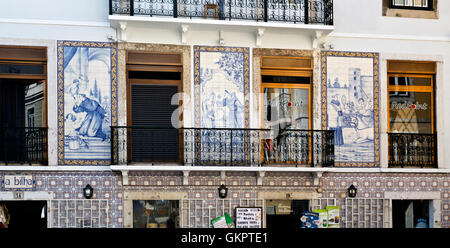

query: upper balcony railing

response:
[111,127,335,167]
[388,133,437,168]
[0,127,48,165]
[109,0,333,25]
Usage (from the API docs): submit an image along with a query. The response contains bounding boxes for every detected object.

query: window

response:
[382,0,437,19]
[261,56,313,165]
[392,200,431,228]
[387,61,435,134]
[27,108,35,127]
[390,0,433,10]
[133,200,179,228]
[387,61,437,168]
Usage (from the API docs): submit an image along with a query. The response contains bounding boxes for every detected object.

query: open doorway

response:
[0,78,47,164]
[392,200,431,228]
[265,200,309,228]
[0,201,47,228]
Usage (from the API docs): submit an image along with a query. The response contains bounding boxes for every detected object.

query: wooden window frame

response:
[0,53,48,165]
[387,73,434,134]
[126,57,184,164]
[260,55,313,166]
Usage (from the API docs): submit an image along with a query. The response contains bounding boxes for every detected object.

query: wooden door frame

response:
[126,66,184,164]
[0,48,48,165]
[260,81,313,166]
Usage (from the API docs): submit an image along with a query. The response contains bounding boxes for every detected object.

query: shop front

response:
[0,200,47,228]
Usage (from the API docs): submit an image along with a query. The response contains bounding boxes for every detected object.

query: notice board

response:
[235,207,262,228]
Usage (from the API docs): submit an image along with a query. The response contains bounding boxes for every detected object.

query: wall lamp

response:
[347,184,357,198]
[218,184,228,199]
[83,184,93,199]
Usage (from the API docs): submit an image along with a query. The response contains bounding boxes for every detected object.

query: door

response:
[0,201,47,228]
[262,82,311,165]
[265,200,309,229]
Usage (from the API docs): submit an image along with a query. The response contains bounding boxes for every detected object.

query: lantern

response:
[347,184,357,198]
[83,184,93,199]
[218,184,228,199]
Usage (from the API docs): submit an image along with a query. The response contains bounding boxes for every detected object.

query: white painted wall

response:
[0,0,109,22]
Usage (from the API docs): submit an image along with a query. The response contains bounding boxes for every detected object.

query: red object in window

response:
[411,104,416,109]
[287,102,292,107]
[265,139,273,151]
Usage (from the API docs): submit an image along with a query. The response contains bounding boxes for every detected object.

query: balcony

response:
[388,133,437,168]
[0,127,48,165]
[111,127,335,167]
[109,0,333,25]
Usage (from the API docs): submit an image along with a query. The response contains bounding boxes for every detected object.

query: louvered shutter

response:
[131,84,179,162]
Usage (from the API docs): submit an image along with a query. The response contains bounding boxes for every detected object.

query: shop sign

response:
[391,101,428,110]
[235,207,262,228]
[2,175,35,190]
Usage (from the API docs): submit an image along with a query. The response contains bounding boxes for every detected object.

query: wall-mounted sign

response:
[2,175,35,191]
[235,207,262,228]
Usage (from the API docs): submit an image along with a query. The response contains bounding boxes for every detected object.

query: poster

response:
[235,207,262,228]
[300,211,319,228]
[211,213,235,228]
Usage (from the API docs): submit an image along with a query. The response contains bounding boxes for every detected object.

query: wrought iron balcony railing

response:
[111,126,335,167]
[0,127,48,165]
[109,0,333,25]
[388,133,437,168]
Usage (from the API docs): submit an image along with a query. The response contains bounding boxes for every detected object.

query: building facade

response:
[0,0,449,228]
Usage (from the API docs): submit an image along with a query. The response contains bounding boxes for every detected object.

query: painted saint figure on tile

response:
[195,46,249,128]
[58,41,117,165]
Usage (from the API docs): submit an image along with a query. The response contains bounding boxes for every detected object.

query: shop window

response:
[133,200,179,228]
[392,200,431,228]
[265,200,309,229]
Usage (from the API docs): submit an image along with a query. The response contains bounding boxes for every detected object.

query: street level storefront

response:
[118,170,449,228]
[0,171,123,228]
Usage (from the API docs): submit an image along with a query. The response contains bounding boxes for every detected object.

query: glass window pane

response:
[389,91,432,133]
[0,64,44,75]
[263,87,309,130]
[133,200,179,228]
[389,76,431,86]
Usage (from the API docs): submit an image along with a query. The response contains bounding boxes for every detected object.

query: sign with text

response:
[235,207,262,228]
[2,175,35,190]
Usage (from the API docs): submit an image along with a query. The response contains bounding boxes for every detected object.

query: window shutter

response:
[131,84,179,162]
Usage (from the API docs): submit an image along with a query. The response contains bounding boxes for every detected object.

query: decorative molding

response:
[312,172,323,186]
[183,171,190,185]
[219,30,225,45]
[329,32,450,43]
[122,170,129,186]
[257,171,265,186]
[119,21,127,41]
[312,30,323,49]
[180,24,189,44]
[256,28,265,47]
